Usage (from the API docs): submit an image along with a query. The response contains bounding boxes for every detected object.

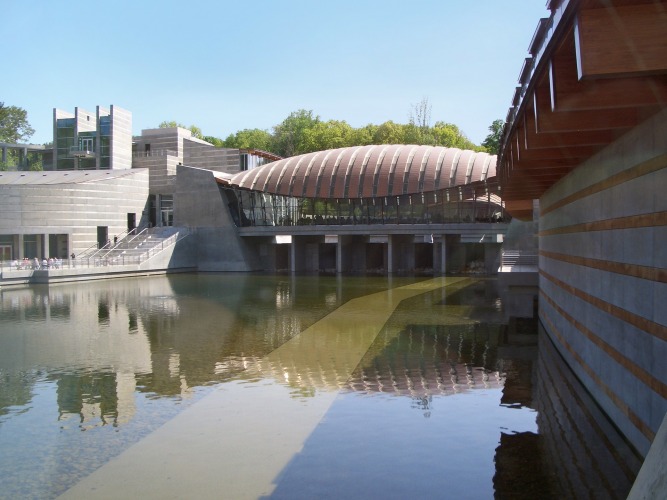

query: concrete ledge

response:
[0,266,196,287]
[628,411,667,499]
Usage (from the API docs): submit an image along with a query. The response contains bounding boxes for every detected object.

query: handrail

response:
[127,227,149,245]
[0,228,190,273]
[138,230,188,262]
[132,149,178,158]
[86,241,112,261]
[97,227,142,259]
[77,241,101,259]
[500,250,538,267]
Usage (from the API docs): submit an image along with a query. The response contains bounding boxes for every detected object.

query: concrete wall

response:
[0,169,149,258]
[538,108,667,456]
[184,142,240,174]
[133,155,178,195]
[174,165,260,271]
[110,105,132,170]
[133,129,243,194]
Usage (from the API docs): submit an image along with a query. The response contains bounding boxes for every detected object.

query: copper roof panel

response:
[359,146,385,197]
[454,150,474,187]
[438,148,462,189]
[225,145,497,199]
[348,145,375,199]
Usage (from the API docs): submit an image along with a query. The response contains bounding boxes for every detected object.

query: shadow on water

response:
[0,275,642,499]
[266,283,641,500]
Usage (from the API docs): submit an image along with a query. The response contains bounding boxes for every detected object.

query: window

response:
[80,138,93,151]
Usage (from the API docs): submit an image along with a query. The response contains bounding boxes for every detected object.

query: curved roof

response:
[227,145,496,199]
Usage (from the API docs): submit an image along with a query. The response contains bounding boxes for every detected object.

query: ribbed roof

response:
[228,145,496,199]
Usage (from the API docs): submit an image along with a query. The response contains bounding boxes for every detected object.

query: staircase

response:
[84,227,189,266]
[500,250,538,270]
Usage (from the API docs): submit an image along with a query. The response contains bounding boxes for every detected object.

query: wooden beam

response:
[522,107,617,148]
[550,35,667,111]
[575,4,667,78]
[517,122,601,161]
[534,81,648,132]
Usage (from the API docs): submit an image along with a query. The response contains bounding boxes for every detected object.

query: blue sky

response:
[3,1,549,146]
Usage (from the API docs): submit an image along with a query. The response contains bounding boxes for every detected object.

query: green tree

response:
[353,124,377,146]
[158,120,204,140]
[203,135,225,147]
[372,121,406,144]
[0,102,35,143]
[482,119,504,154]
[432,121,478,150]
[271,110,320,157]
[223,128,273,151]
[407,97,434,144]
[302,120,355,151]
[27,153,43,171]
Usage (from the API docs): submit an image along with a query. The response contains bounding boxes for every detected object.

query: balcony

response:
[69,146,95,158]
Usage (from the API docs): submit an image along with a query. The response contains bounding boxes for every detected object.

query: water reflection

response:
[0,275,641,499]
[532,326,642,499]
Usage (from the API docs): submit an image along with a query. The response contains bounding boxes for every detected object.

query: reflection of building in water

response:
[533,328,642,499]
[0,278,177,423]
[241,322,505,397]
[0,286,72,325]
[347,323,504,397]
[493,325,642,500]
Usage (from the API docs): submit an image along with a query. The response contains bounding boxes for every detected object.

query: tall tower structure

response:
[53,105,132,170]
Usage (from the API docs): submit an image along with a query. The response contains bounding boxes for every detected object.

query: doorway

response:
[97,226,108,248]
[0,245,11,261]
[127,213,136,233]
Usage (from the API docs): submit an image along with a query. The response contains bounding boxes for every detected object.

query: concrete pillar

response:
[43,233,50,259]
[290,242,296,275]
[440,237,447,275]
[336,238,342,274]
[306,243,319,271]
[156,195,163,227]
[18,234,24,259]
[407,239,415,273]
[1,146,6,163]
[387,237,394,274]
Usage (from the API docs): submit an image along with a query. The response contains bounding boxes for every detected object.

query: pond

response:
[0,274,640,499]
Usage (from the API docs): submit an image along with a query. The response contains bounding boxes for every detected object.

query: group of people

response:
[12,257,63,270]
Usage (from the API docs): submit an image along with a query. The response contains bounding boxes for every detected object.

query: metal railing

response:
[132,149,178,158]
[0,229,190,274]
[500,250,538,268]
[88,227,149,261]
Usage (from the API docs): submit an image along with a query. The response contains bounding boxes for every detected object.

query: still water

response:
[0,274,640,499]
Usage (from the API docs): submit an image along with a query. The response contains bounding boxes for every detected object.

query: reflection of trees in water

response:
[0,371,42,420]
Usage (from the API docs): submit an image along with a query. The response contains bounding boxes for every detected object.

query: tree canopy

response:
[0,102,34,144]
[159,103,498,157]
[481,119,504,155]
[158,121,204,140]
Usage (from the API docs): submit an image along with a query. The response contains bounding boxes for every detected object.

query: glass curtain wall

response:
[99,116,111,169]
[56,118,75,170]
[77,132,96,170]
[223,186,507,228]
